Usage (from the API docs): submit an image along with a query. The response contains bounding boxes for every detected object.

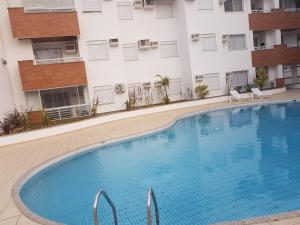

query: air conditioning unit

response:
[219,0,226,4]
[109,38,119,47]
[155,81,162,87]
[143,82,152,88]
[133,0,143,8]
[151,41,159,48]
[195,75,204,82]
[269,81,275,88]
[115,83,126,93]
[64,43,77,54]
[138,39,151,49]
[143,0,155,9]
[222,34,229,42]
[191,33,200,41]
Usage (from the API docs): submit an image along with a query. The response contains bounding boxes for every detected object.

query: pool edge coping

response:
[12,98,300,225]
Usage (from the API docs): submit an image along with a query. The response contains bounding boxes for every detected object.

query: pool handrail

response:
[147,188,160,225]
[93,190,118,225]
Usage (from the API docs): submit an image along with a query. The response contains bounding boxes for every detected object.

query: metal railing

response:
[46,104,90,121]
[147,188,160,225]
[251,9,271,13]
[7,0,75,11]
[286,43,300,48]
[254,45,274,51]
[283,75,300,85]
[284,8,300,12]
[93,191,118,225]
[34,57,82,65]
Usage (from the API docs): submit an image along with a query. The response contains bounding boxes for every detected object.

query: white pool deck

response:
[0,89,300,225]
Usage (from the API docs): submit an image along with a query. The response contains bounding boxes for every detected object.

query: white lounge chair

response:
[251,88,271,99]
[229,90,252,103]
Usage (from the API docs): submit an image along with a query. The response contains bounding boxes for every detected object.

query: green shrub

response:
[42,111,51,127]
[195,84,209,99]
[254,67,268,90]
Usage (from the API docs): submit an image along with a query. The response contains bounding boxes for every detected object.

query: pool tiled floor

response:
[0,90,300,225]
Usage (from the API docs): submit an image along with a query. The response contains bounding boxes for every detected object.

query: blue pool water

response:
[20,102,300,225]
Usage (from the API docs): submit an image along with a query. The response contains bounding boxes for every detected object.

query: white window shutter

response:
[117,3,133,20]
[160,41,178,58]
[203,74,220,90]
[82,0,102,12]
[198,0,213,10]
[87,40,109,60]
[156,4,174,19]
[201,34,217,51]
[94,86,114,105]
[123,44,138,61]
[168,78,182,96]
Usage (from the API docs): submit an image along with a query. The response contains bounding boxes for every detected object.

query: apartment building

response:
[0,0,299,121]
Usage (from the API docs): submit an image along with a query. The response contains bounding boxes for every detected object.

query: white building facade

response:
[0,0,299,120]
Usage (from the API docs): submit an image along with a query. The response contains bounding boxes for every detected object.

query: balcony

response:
[251,44,300,67]
[249,8,300,31]
[18,59,87,91]
[8,8,80,39]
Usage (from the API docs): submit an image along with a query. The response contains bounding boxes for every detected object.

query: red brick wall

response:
[249,9,300,31]
[251,45,300,67]
[18,60,88,91]
[27,111,43,125]
[8,8,80,39]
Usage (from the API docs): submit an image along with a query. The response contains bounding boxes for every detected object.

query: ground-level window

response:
[201,33,217,51]
[117,2,133,20]
[168,78,182,96]
[160,41,178,58]
[40,86,85,109]
[123,43,138,61]
[156,4,174,19]
[228,34,246,50]
[87,40,109,60]
[81,0,102,12]
[198,0,213,10]
[224,0,243,12]
[203,73,220,90]
[93,85,114,105]
[231,70,248,86]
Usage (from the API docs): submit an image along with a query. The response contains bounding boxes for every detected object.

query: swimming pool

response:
[19,101,300,225]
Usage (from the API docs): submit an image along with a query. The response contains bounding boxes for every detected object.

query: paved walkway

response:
[0,90,300,225]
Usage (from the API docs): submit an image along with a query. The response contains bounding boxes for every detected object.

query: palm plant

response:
[156,75,170,104]
[254,67,268,90]
[195,84,209,99]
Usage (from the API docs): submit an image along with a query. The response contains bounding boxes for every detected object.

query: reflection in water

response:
[21,102,300,225]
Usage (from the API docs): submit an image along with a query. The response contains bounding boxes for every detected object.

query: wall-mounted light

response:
[1,58,7,66]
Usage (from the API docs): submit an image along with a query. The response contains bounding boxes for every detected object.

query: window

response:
[168,78,182,96]
[93,85,114,105]
[160,41,178,58]
[81,0,102,12]
[87,40,109,60]
[198,0,213,10]
[224,0,243,12]
[228,34,246,50]
[35,48,62,60]
[200,34,217,51]
[231,70,248,86]
[117,2,133,20]
[156,4,174,18]
[203,73,220,90]
[123,43,138,61]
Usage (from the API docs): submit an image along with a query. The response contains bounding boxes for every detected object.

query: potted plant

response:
[195,84,209,99]
[254,67,268,90]
[156,75,170,104]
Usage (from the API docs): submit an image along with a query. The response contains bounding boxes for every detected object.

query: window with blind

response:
[87,40,109,60]
[203,73,220,90]
[156,4,174,18]
[168,78,182,96]
[198,0,213,10]
[231,70,248,86]
[117,2,133,20]
[81,0,102,13]
[123,43,138,61]
[200,34,217,51]
[224,0,243,12]
[93,85,114,105]
[160,41,178,58]
[228,34,246,50]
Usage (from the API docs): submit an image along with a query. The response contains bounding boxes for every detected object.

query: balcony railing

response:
[287,43,300,48]
[254,45,274,51]
[34,57,82,65]
[8,0,75,12]
[46,104,90,120]
[284,8,300,12]
[283,65,300,77]
[251,9,271,14]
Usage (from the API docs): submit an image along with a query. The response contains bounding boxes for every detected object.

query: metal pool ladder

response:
[93,188,160,225]
[147,188,160,225]
[93,190,118,225]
